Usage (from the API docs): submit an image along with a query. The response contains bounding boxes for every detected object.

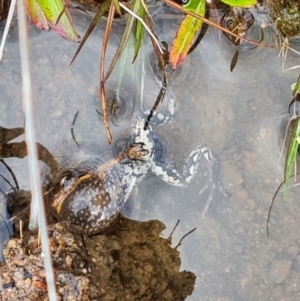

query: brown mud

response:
[0,207,196,301]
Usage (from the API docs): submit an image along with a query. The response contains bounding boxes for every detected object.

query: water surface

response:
[1,5,300,300]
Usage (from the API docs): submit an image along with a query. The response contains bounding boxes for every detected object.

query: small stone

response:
[269,259,292,284]
[24,277,32,287]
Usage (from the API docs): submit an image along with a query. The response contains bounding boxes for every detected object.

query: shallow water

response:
[1,4,300,300]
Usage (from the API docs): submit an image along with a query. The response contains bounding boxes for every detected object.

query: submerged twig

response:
[168,219,180,239]
[175,227,197,249]
[144,20,168,128]
[71,111,80,147]
[0,159,19,190]
[0,174,15,191]
[17,1,57,300]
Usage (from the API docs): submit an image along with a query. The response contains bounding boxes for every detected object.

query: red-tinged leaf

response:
[170,15,202,69]
[169,0,205,69]
[29,0,80,42]
[25,0,49,30]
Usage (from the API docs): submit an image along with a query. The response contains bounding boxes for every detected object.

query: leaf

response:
[31,0,80,42]
[132,1,146,63]
[162,0,270,49]
[219,0,256,7]
[25,0,49,30]
[284,118,300,198]
[187,8,209,55]
[112,0,122,16]
[170,0,205,69]
[230,50,239,72]
[103,1,137,83]
[183,0,204,11]
[70,0,112,65]
[291,81,300,94]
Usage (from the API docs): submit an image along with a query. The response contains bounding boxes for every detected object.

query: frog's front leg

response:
[143,87,175,126]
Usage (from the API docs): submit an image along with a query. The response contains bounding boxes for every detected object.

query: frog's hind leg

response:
[183,145,225,216]
[153,144,222,193]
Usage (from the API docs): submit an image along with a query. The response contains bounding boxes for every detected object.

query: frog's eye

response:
[60,176,70,188]
[181,0,189,5]
[141,150,149,157]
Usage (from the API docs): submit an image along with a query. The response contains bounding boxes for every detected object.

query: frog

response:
[48,87,221,235]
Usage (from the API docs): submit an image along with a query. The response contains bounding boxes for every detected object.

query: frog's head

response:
[130,111,154,160]
[126,143,150,160]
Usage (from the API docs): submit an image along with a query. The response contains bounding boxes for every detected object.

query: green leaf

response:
[133,0,146,63]
[219,0,256,7]
[26,0,80,42]
[112,0,122,16]
[284,118,300,198]
[183,0,204,11]
[291,82,300,94]
[25,0,49,30]
[170,0,205,68]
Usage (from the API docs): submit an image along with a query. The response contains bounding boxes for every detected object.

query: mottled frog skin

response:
[49,88,220,234]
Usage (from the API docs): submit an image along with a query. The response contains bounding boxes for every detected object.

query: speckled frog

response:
[48,88,220,235]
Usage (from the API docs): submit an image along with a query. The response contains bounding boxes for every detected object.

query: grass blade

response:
[284,118,300,198]
[132,1,145,63]
[103,4,136,83]
[70,0,112,65]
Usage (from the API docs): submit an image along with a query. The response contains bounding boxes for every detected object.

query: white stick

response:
[17,1,57,300]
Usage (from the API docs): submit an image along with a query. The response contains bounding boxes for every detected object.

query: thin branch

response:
[100,3,115,144]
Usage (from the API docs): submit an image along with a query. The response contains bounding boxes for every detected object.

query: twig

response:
[175,227,196,250]
[100,3,115,144]
[0,159,19,190]
[168,219,180,239]
[71,111,80,147]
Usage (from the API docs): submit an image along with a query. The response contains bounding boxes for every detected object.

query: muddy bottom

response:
[0,215,195,301]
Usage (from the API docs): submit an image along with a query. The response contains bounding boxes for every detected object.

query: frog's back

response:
[49,157,125,235]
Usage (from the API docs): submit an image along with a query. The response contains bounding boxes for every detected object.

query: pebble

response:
[269,259,292,284]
